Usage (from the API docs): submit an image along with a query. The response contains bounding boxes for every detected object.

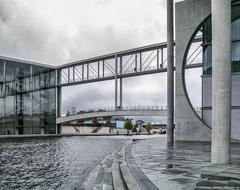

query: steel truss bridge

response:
[56,37,203,121]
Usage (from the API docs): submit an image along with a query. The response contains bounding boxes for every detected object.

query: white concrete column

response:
[211,0,232,164]
[167,0,174,145]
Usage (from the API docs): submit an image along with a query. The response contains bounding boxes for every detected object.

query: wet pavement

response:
[131,137,240,190]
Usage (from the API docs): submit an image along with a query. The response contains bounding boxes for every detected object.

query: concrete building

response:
[175,0,240,141]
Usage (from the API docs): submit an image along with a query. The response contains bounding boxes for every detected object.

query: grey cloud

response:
[0,0,202,119]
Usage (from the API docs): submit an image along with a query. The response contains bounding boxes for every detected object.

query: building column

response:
[211,0,232,164]
[56,69,62,134]
[167,0,174,145]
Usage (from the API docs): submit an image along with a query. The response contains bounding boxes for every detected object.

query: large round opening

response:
[183,3,240,140]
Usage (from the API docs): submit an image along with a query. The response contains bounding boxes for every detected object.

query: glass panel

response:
[203,45,212,75]
[232,4,240,22]
[32,91,40,134]
[49,70,56,87]
[0,118,3,135]
[232,42,240,72]
[232,19,240,40]
[34,74,40,90]
[4,117,15,135]
[0,61,4,82]
[40,73,45,88]
[5,96,15,116]
[203,17,212,44]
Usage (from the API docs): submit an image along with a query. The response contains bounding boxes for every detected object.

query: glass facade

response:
[0,59,56,135]
[203,4,240,75]
[200,3,240,140]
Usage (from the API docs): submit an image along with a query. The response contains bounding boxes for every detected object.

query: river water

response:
[0,137,128,190]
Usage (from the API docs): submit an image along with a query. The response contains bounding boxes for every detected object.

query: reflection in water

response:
[0,137,127,190]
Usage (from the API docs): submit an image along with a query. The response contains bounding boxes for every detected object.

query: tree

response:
[124,119,133,135]
[66,110,70,116]
[146,122,153,135]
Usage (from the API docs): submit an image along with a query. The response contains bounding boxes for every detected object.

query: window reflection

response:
[0,59,56,135]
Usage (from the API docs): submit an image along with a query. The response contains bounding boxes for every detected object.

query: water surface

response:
[0,137,127,190]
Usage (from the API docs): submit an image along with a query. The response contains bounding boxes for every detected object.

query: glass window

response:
[0,61,4,82]
[48,88,56,116]
[49,71,56,87]
[203,4,240,76]
[34,74,40,90]
[40,73,46,88]
[232,17,240,41]
[232,4,240,23]
[203,45,212,75]
[203,17,212,44]
[0,98,4,117]
[23,77,30,92]
[232,42,240,72]
[5,95,15,116]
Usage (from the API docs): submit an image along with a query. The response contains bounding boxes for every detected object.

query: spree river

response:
[0,137,128,190]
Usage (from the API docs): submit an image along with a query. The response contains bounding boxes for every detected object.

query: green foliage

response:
[146,122,153,134]
[124,119,133,132]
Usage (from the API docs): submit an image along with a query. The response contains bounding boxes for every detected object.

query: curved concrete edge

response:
[175,0,212,142]
[118,145,142,190]
[84,140,161,190]
[123,143,159,190]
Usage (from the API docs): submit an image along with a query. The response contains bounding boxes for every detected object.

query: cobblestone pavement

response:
[131,136,240,190]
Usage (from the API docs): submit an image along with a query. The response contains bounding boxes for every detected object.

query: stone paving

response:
[131,137,240,190]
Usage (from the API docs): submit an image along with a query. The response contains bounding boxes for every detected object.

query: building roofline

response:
[0,56,56,69]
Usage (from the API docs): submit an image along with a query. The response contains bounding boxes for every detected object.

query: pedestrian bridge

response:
[56,106,201,124]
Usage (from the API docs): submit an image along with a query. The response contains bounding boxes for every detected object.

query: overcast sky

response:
[0,0,201,121]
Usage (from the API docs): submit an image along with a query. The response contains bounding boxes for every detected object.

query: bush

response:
[124,119,133,134]
[146,122,153,134]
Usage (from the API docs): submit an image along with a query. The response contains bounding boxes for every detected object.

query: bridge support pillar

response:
[115,55,118,110]
[56,70,62,134]
[120,78,123,109]
[211,0,231,164]
[167,0,174,145]
[57,87,62,134]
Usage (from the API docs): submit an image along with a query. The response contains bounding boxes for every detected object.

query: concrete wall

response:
[175,0,211,141]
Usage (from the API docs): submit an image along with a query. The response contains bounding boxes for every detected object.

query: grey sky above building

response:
[0,0,201,118]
